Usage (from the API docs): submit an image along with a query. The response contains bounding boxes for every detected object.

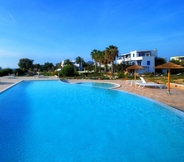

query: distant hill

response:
[87,61,94,65]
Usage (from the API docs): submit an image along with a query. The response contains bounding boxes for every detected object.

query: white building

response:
[116,49,158,73]
[61,60,82,70]
[170,56,184,62]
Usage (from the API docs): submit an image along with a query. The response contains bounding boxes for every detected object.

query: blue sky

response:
[0,0,184,68]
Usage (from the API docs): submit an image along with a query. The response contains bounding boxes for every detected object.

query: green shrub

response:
[50,71,58,76]
[44,72,51,76]
[181,73,184,78]
[99,75,109,80]
[13,68,24,76]
[60,65,74,77]
[117,71,125,79]
[0,68,13,76]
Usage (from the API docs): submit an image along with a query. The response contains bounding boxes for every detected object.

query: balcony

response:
[124,58,131,61]
[131,56,143,61]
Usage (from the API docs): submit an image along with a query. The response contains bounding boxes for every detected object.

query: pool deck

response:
[0,76,184,111]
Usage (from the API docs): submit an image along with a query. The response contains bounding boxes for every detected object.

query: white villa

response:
[61,60,82,70]
[116,49,158,73]
[170,56,184,62]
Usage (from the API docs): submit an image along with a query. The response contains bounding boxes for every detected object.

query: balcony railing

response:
[131,56,143,60]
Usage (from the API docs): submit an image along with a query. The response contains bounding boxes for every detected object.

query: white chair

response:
[140,77,154,84]
[126,80,142,86]
[136,77,165,89]
[5,74,15,79]
[38,75,45,78]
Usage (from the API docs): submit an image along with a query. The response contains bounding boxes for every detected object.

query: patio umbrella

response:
[126,65,144,81]
[155,62,184,94]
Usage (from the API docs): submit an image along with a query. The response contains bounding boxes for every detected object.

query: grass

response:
[144,75,184,84]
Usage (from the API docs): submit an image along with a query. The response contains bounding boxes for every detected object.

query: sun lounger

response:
[126,80,138,84]
[126,80,142,86]
[38,75,45,78]
[4,74,15,79]
[140,77,153,84]
[136,77,154,85]
[137,82,165,89]
[136,77,165,89]
[126,80,132,84]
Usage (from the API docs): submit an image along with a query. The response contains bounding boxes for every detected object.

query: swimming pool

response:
[74,81,119,89]
[0,80,184,161]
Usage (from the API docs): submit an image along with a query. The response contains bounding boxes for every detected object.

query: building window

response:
[137,61,142,66]
[139,52,145,57]
[133,54,135,57]
[147,61,150,65]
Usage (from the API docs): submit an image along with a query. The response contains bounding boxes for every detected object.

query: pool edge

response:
[0,80,23,93]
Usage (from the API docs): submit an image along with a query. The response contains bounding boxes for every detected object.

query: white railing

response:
[125,58,131,61]
[131,56,143,61]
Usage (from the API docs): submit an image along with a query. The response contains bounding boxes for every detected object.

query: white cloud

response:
[9,12,16,26]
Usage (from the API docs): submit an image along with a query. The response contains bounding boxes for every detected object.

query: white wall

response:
[141,56,155,73]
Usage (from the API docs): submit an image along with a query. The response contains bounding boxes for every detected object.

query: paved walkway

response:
[0,77,184,111]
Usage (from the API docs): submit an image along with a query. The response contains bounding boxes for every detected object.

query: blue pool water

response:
[0,80,184,162]
[74,82,116,89]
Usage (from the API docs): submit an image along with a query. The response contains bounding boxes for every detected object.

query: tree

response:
[115,63,129,72]
[32,63,41,72]
[90,49,99,72]
[13,68,24,76]
[101,51,109,73]
[64,59,73,65]
[0,68,13,77]
[170,60,184,73]
[60,65,74,77]
[104,45,119,74]
[83,62,94,71]
[18,58,34,71]
[75,56,84,71]
[155,57,167,73]
[42,62,54,71]
[96,50,105,73]
[55,62,61,69]
[170,59,184,66]
[155,57,166,66]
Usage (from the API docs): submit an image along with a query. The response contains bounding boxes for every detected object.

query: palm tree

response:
[104,45,119,74]
[64,59,73,65]
[90,49,99,72]
[97,51,106,73]
[75,56,84,71]
[92,50,103,73]
[101,52,109,73]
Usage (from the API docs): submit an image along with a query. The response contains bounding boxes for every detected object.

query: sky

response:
[0,0,184,68]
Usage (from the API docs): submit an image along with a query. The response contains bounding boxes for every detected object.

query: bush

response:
[13,68,25,76]
[0,68,13,76]
[100,75,110,80]
[60,65,74,77]
[148,73,154,78]
[52,71,58,76]
[117,71,125,79]
[44,72,52,76]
